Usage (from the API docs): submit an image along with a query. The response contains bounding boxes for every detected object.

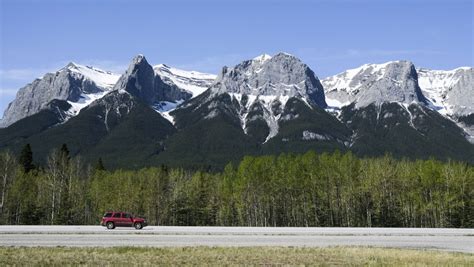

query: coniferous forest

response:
[0,144,472,228]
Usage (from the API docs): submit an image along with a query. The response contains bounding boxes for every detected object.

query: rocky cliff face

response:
[112,55,158,104]
[1,63,119,127]
[210,53,327,108]
[114,55,215,113]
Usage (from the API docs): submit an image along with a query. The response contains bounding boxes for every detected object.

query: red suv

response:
[101,211,148,229]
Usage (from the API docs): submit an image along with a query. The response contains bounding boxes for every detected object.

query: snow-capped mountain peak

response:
[53,62,120,117]
[132,54,145,63]
[252,54,272,63]
[63,62,120,89]
[183,52,327,142]
[322,60,425,109]
[211,52,326,107]
[0,62,120,127]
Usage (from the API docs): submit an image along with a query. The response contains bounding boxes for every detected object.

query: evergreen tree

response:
[19,144,34,173]
[59,144,70,162]
[94,158,106,171]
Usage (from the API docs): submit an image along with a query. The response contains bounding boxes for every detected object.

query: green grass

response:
[0,246,472,266]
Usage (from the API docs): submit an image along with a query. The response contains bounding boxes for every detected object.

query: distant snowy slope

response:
[322,62,474,143]
[417,67,474,117]
[322,62,401,109]
[322,61,425,109]
[322,63,473,117]
[417,67,474,143]
[323,63,390,101]
[154,64,216,98]
[67,63,120,89]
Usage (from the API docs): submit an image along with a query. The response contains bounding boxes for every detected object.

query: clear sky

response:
[0,0,472,114]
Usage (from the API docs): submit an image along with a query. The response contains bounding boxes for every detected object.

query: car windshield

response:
[103,212,112,218]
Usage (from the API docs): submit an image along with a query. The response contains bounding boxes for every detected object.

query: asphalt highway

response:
[0,226,472,253]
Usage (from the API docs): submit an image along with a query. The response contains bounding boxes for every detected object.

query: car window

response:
[113,213,121,218]
[104,213,112,218]
[123,213,131,218]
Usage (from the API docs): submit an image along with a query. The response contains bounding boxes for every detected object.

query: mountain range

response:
[1,53,472,169]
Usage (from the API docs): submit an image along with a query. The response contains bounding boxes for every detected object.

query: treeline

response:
[0,144,472,227]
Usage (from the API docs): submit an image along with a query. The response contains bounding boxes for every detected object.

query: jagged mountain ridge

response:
[0,53,472,169]
[0,56,217,128]
[112,55,196,106]
[322,62,474,143]
[322,62,473,115]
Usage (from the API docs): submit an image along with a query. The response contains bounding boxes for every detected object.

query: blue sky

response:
[0,0,472,114]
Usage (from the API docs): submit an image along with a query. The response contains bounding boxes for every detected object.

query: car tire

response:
[106,222,115,229]
[134,222,143,230]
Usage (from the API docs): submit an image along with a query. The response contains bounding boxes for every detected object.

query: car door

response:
[112,212,122,226]
[122,213,133,227]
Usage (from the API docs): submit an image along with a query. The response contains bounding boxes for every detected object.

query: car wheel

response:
[134,222,143,230]
[106,222,115,229]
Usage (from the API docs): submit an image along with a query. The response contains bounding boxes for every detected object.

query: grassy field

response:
[0,246,472,266]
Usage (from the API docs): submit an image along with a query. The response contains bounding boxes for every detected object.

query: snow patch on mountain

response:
[229,93,289,141]
[302,130,330,141]
[458,123,474,143]
[251,54,272,73]
[67,91,110,117]
[252,54,272,62]
[400,103,418,129]
[151,99,185,124]
[63,64,120,117]
[325,98,351,109]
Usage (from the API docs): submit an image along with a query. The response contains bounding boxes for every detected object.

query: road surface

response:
[0,226,472,253]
